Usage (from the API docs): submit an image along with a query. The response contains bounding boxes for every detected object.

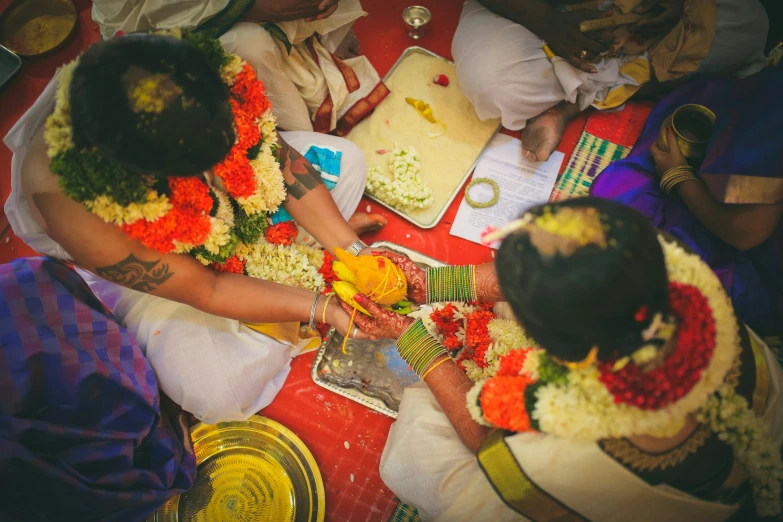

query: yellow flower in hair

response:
[127,73,184,114]
[534,207,607,249]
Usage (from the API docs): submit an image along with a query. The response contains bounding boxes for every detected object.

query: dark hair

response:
[69,33,235,177]
[495,198,668,362]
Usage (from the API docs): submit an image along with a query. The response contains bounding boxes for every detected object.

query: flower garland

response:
[366,145,434,211]
[44,29,329,294]
[421,238,782,516]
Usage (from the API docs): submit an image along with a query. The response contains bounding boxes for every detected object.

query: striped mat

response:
[390,502,423,522]
[550,102,653,202]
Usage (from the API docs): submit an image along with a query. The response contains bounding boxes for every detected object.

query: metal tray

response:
[310,241,444,417]
[355,46,501,229]
[0,44,21,90]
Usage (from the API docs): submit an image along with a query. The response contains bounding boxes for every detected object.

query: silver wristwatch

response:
[346,240,369,256]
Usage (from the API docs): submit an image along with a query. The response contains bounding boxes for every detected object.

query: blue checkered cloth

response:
[0,257,195,522]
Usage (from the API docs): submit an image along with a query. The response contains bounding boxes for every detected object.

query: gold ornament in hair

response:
[483,206,607,257]
[551,346,599,371]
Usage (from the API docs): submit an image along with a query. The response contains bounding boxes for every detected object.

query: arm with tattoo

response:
[95,254,174,292]
[276,136,324,201]
[274,135,362,253]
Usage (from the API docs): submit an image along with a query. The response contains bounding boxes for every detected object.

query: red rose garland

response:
[597,282,716,410]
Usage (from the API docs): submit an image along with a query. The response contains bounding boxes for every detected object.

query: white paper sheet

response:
[450,134,564,249]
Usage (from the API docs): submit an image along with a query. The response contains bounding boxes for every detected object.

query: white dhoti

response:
[4,73,367,425]
[91,0,389,134]
[452,0,769,131]
[381,329,783,521]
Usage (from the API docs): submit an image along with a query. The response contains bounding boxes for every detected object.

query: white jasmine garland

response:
[366,145,434,211]
[240,243,325,292]
[466,380,492,427]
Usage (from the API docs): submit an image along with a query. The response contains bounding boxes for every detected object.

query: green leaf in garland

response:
[183,30,230,72]
[262,23,293,55]
[536,354,570,386]
[192,229,240,264]
[523,382,543,432]
[51,149,150,206]
[246,141,262,161]
[233,201,267,245]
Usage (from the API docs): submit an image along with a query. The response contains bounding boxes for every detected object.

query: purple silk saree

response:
[591,69,783,332]
[0,257,195,521]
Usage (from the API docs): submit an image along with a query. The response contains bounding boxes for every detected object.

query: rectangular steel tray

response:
[354,46,501,229]
[0,44,21,91]
[310,241,445,417]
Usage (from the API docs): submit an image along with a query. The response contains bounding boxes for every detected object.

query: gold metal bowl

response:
[155,416,325,522]
[657,104,716,166]
[0,0,78,58]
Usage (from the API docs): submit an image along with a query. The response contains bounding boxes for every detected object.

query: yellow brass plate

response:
[156,415,325,522]
[0,0,78,58]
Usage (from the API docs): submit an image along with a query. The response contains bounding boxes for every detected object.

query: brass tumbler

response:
[657,104,716,165]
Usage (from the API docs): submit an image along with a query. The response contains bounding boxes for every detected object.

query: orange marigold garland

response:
[122,177,213,252]
[480,375,535,432]
[265,221,299,246]
[211,255,246,274]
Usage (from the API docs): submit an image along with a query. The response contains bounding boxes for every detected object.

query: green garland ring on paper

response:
[464,178,499,208]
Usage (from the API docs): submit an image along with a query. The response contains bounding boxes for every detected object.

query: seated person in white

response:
[5,32,377,424]
[348,198,783,521]
[452,0,769,162]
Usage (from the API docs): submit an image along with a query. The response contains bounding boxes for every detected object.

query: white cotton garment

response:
[4,76,367,424]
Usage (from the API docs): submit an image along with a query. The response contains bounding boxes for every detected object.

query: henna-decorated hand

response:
[326,298,373,341]
[377,251,428,305]
[339,294,415,340]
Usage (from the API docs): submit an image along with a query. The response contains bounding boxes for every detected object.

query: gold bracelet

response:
[421,356,450,381]
[661,165,696,195]
[321,294,333,324]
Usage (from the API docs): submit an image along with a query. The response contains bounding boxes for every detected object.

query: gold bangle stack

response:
[660,165,696,194]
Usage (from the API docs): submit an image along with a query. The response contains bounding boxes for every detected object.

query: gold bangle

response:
[321,293,333,324]
[421,356,450,380]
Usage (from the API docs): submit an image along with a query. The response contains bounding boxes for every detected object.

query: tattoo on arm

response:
[95,254,174,292]
[276,137,323,200]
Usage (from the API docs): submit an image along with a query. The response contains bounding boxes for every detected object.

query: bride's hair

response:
[495,198,669,363]
[69,33,235,177]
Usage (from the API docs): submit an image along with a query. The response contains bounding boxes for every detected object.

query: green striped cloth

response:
[390,502,423,522]
[551,132,631,202]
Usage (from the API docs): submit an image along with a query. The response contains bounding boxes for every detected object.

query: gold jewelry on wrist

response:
[321,294,333,324]
[660,165,696,194]
[421,356,450,381]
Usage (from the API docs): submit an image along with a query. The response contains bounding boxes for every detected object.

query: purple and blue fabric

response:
[0,257,195,522]
[591,68,783,333]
